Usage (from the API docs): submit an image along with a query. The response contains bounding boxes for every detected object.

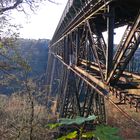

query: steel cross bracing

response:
[46,0,140,125]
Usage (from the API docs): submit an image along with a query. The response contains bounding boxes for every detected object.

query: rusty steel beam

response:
[123,71,140,80]
[80,59,140,81]
[49,53,140,125]
[87,21,106,82]
[106,4,114,79]
[74,66,107,89]
[107,11,140,84]
[46,0,140,131]
[51,0,112,47]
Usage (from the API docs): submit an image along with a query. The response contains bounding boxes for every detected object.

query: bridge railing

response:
[52,0,73,42]
[51,0,104,44]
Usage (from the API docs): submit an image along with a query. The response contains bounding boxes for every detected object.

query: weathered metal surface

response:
[46,0,140,139]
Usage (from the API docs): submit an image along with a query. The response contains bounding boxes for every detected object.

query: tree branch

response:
[0,0,23,13]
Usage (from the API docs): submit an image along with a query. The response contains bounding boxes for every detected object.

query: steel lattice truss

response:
[46,0,140,124]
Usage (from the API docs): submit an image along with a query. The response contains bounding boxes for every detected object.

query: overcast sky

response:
[10,0,126,44]
[11,0,68,39]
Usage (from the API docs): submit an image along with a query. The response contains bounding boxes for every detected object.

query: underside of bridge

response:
[46,0,140,139]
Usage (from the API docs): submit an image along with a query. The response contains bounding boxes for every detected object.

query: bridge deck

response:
[51,0,140,44]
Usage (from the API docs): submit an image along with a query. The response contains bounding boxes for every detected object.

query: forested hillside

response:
[17,39,49,76]
[0,39,49,95]
[127,48,140,73]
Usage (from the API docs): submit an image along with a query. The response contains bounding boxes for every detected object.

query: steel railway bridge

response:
[46,0,140,137]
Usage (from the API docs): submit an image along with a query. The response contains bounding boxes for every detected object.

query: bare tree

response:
[0,0,55,13]
[0,0,61,15]
[0,0,58,139]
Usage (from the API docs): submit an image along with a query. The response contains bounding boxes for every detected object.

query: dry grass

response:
[105,97,140,140]
[0,94,56,140]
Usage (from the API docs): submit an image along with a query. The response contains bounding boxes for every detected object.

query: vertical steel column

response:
[106,5,114,80]
[69,33,73,66]
[72,74,81,116]
[76,28,80,65]
[63,36,69,64]
[46,53,56,107]
[60,69,70,117]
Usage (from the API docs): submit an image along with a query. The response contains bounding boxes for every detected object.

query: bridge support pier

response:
[46,1,140,138]
[106,5,115,80]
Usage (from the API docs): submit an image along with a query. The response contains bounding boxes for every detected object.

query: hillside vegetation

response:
[0,39,49,95]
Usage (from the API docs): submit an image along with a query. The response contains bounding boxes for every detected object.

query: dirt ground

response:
[105,97,140,140]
